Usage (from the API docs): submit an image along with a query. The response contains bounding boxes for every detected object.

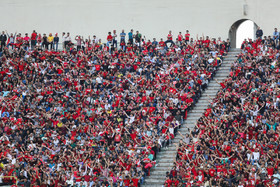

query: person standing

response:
[112,30,117,48]
[177,32,183,44]
[47,33,54,50]
[23,33,30,50]
[0,31,7,51]
[273,28,279,41]
[185,30,190,43]
[62,32,66,49]
[42,33,48,49]
[256,27,263,39]
[128,29,134,45]
[152,38,158,46]
[135,31,142,45]
[165,30,174,47]
[92,35,98,44]
[64,32,71,50]
[54,33,59,51]
[5,30,16,49]
[31,30,37,50]
[106,32,113,47]
[120,29,126,44]
[75,35,82,51]
[37,33,42,48]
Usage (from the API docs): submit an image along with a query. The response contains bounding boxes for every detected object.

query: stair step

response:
[144,184,164,186]
[191,109,206,112]
[187,112,203,116]
[156,162,174,167]
[157,154,176,159]
[144,49,239,186]
[215,74,229,77]
[145,177,166,181]
[158,150,176,155]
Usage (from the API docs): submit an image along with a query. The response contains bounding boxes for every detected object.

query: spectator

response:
[64,32,71,49]
[256,27,263,39]
[37,33,42,48]
[120,29,126,44]
[75,35,83,51]
[42,33,48,49]
[165,30,175,47]
[5,30,16,49]
[168,33,280,186]
[273,28,279,40]
[53,33,59,51]
[62,32,66,49]
[0,31,7,51]
[106,31,113,47]
[112,30,117,48]
[30,30,37,50]
[0,29,228,186]
[177,32,183,44]
[47,33,54,50]
[23,33,30,50]
[185,30,190,42]
[128,29,134,44]
[152,38,158,46]
[135,30,142,45]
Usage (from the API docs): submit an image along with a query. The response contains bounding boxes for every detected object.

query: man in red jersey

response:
[165,30,175,47]
[31,30,37,49]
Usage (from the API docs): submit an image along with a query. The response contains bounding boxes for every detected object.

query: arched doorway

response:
[229,19,258,48]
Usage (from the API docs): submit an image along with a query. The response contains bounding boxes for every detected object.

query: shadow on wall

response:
[229,19,258,48]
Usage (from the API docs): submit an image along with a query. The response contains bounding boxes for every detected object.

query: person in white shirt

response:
[96,76,103,84]
[64,32,71,49]
[66,175,74,186]
[62,32,66,49]
[112,30,117,48]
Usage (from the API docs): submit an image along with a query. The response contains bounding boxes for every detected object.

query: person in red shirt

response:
[178,32,183,44]
[123,175,131,186]
[164,176,173,187]
[31,30,37,49]
[165,30,175,47]
[107,31,113,47]
[185,30,190,42]
[159,38,166,47]
[131,173,141,187]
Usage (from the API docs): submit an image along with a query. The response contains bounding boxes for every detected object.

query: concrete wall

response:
[1,0,279,43]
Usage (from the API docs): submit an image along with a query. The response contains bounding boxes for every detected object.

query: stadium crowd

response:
[165,31,280,186]
[0,29,229,186]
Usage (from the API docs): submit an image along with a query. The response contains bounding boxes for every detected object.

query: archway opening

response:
[236,20,254,48]
[229,19,258,48]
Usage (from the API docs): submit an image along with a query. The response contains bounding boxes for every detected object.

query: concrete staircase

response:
[143,48,241,187]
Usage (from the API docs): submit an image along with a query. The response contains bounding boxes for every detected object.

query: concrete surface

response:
[1,0,279,45]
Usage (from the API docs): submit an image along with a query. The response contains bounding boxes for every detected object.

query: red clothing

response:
[167,34,173,40]
[31,33,37,40]
[107,35,113,41]
[185,33,190,41]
